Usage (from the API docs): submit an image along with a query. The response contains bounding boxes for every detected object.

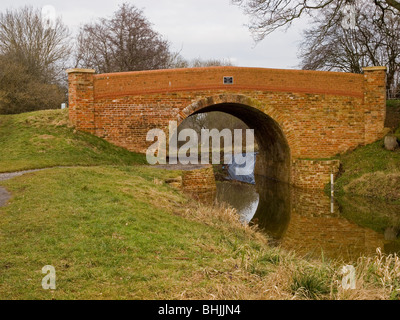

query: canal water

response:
[216,154,400,262]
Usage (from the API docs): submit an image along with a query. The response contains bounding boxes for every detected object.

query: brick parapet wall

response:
[93,67,365,99]
[66,69,96,133]
[363,67,387,144]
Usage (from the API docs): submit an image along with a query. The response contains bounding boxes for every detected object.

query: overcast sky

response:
[0,0,308,69]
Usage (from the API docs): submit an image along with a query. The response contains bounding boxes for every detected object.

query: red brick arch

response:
[178,94,292,183]
[66,66,387,189]
[178,94,266,120]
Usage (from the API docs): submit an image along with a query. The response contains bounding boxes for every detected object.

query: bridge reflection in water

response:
[216,176,400,262]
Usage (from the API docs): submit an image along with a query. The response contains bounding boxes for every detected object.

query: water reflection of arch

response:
[250,175,291,243]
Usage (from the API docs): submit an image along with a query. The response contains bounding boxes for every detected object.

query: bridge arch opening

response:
[178,97,291,184]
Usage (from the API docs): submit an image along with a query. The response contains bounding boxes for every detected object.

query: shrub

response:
[0,56,65,114]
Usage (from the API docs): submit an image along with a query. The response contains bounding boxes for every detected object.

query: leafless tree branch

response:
[232,0,400,41]
[75,3,172,73]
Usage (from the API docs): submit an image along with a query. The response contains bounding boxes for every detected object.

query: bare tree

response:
[166,52,190,69]
[0,6,70,114]
[75,3,172,73]
[188,58,234,68]
[179,112,249,137]
[232,0,400,41]
[178,112,251,151]
[299,1,400,97]
[0,6,71,84]
[167,56,235,69]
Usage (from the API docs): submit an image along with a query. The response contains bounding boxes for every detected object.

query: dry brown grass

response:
[180,202,268,245]
[177,267,293,300]
[167,202,304,300]
[173,251,296,300]
[329,248,400,300]
[176,203,400,300]
[21,109,70,128]
[344,171,400,201]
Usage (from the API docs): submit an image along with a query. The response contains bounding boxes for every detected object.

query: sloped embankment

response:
[0,109,146,173]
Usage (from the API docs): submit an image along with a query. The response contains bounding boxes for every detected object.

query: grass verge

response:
[331,101,400,203]
[0,109,146,172]
[0,166,399,300]
[0,108,399,299]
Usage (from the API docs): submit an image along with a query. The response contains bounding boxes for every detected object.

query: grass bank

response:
[0,108,399,300]
[332,100,400,203]
[0,109,146,173]
[1,166,399,300]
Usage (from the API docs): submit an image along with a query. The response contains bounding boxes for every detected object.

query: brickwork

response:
[67,69,96,133]
[291,159,341,190]
[181,165,217,203]
[363,67,387,144]
[67,66,387,189]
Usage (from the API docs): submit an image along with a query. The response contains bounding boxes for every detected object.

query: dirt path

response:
[0,169,45,182]
[0,187,10,208]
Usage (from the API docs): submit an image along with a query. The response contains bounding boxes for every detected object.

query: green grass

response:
[329,100,400,202]
[333,139,400,198]
[0,109,146,172]
[0,166,271,299]
[1,166,399,300]
[1,108,400,300]
[386,99,400,112]
[291,266,332,300]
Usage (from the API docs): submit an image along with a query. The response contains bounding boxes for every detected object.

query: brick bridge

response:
[66,66,387,189]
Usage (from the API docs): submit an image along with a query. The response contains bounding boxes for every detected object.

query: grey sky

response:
[0,0,307,69]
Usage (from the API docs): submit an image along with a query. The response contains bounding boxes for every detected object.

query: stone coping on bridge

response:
[91,65,367,77]
[66,68,96,74]
[363,66,387,72]
[65,66,387,101]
